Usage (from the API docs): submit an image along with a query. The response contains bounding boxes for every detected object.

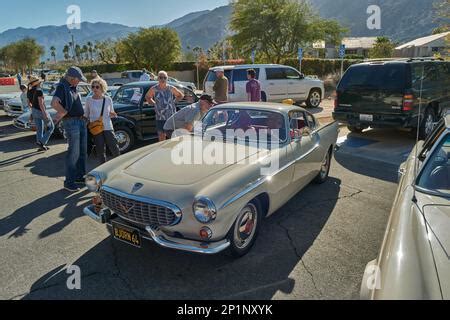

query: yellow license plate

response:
[112,222,142,248]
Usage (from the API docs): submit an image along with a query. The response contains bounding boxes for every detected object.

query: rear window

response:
[338,64,407,91]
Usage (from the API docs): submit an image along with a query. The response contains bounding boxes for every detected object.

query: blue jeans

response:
[63,118,87,185]
[32,108,55,145]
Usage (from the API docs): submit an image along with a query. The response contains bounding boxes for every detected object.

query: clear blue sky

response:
[0,0,230,32]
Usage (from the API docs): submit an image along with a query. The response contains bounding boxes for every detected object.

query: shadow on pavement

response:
[0,189,90,240]
[335,151,399,183]
[22,178,342,300]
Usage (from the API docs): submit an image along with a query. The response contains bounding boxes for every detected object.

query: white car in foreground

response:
[204,64,325,108]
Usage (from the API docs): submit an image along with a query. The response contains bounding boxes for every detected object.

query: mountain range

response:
[0,0,442,59]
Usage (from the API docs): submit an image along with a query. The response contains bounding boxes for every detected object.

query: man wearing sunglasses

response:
[145,71,184,141]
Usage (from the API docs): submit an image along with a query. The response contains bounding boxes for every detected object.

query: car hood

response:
[423,203,450,299]
[122,135,263,185]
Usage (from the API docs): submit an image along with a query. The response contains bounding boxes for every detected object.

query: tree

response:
[118,27,181,70]
[75,44,82,62]
[369,37,395,58]
[94,40,121,64]
[63,45,71,61]
[50,46,56,63]
[82,44,89,61]
[1,38,44,73]
[230,0,347,63]
[87,41,94,61]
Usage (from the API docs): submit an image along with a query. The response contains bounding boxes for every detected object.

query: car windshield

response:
[417,133,450,196]
[201,108,287,144]
[113,86,143,105]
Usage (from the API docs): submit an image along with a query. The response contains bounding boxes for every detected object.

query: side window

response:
[306,113,317,130]
[114,87,143,105]
[232,68,261,81]
[285,68,301,80]
[266,68,286,80]
[289,111,312,138]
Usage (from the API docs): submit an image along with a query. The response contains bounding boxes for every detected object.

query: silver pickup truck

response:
[83,102,339,257]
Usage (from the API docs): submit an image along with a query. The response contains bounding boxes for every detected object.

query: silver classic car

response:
[361,113,450,300]
[83,103,339,257]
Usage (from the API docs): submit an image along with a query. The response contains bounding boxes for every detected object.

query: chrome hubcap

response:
[310,92,321,107]
[234,203,258,249]
[320,153,330,179]
[115,131,130,152]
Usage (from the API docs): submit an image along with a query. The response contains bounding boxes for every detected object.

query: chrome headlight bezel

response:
[85,172,103,192]
[193,197,217,224]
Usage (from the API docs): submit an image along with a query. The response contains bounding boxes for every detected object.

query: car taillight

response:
[403,94,414,111]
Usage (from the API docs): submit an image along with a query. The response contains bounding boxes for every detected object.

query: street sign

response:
[339,44,346,59]
[298,48,303,61]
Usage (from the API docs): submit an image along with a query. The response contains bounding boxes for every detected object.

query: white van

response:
[204,64,325,108]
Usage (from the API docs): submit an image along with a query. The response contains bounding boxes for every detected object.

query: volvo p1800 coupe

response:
[83,103,339,257]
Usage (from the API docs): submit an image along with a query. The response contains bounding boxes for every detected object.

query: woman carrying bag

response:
[85,78,120,164]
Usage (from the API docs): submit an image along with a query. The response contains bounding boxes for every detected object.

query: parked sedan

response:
[101,81,198,153]
[361,113,450,300]
[83,103,339,257]
[0,92,21,111]
[6,82,91,118]
[169,77,196,91]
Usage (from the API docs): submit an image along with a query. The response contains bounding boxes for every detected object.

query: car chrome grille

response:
[100,188,180,227]
[9,105,22,112]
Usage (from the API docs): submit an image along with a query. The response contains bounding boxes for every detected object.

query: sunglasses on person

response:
[91,85,101,90]
[159,76,168,80]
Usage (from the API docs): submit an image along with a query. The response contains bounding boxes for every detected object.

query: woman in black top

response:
[28,76,54,151]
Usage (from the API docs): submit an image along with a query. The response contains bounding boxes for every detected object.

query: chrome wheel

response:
[310,91,321,108]
[233,203,258,250]
[115,130,131,153]
[320,152,331,180]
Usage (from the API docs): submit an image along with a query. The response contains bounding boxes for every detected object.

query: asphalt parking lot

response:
[0,105,415,300]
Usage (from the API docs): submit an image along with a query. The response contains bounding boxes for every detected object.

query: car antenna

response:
[412,63,426,204]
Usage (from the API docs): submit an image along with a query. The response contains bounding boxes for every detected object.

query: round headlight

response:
[85,173,102,192]
[193,197,217,224]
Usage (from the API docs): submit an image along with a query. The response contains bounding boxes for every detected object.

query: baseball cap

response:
[67,66,87,82]
[199,94,216,104]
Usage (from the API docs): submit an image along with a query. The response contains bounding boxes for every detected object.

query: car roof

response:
[209,64,289,71]
[211,102,308,115]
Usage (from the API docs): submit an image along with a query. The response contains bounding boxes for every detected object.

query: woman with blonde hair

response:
[84,77,120,164]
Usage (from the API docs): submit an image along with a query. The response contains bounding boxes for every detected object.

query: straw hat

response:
[28,75,42,87]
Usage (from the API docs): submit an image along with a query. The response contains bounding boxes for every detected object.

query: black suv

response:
[91,81,198,154]
[333,58,450,139]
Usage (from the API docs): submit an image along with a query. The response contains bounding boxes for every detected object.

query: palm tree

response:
[50,46,56,63]
[87,41,94,61]
[82,44,89,61]
[63,45,70,61]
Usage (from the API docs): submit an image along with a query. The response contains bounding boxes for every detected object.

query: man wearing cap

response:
[213,68,228,104]
[164,94,215,136]
[51,66,88,192]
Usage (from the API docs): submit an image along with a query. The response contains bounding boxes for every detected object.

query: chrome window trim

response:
[220,142,320,210]
[415,131,450,197]
[101,185,183,226]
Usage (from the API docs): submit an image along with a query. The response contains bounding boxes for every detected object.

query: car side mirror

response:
[299,73,305,80]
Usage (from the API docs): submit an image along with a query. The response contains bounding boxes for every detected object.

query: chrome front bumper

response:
[84,205,230,255]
